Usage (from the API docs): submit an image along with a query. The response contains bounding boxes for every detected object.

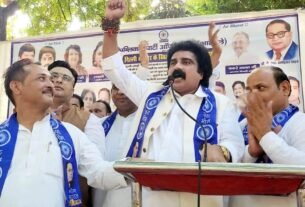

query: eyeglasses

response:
[266,31,289,39]
[50,72,74,82]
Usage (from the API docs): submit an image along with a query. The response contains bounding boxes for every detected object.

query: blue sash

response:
[238,113,246,122]
[0,114,82,207]
[193,88,218,161]
[102,111,118,136]
[243,104,299,163]
[126,86,218,161]
[126,86,169,157]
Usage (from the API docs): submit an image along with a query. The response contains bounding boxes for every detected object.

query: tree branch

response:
[4,0,18,16]
[57,0,68,22]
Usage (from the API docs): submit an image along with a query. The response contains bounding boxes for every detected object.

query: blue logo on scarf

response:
[243,104,299,163]
[126,86,218,161]
[0,114,82,206]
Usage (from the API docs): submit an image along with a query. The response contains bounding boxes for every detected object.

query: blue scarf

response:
[243,104,299,163]
[102,111,118,136]
[126,86,218,161]
[0,114,82,207]
[193,87,218,161]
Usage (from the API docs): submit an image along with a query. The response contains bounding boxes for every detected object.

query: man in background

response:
[89,100,112,118]
[232,80,246,99]
[265,19,298,61]
[230,66,305,207]
[70,94,84,109]
[48,60,104,207]
[288,76,301,106]
[214,81,226,95]
[223,31,259,65]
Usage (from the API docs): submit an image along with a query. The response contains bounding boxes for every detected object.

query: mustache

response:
[163,69,186,85]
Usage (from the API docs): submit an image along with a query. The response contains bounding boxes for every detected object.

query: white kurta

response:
[230,111,305,207]
[84,113,106,158]
[102,52,245,207]
[0,114,127,207]
[90,112,136,207]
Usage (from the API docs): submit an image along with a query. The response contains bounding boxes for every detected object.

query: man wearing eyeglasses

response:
[48,60,106,207]
[265,19,298,61]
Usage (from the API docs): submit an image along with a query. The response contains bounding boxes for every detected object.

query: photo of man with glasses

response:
[265,19,298,61]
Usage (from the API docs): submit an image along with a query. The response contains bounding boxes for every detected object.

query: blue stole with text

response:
[126,86,218,161]
[193,87,218,161]
[243,104,299,163]
[102,111,118,136]
[0,114,82,207]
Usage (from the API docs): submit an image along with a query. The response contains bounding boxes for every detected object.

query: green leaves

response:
[4,0,305,39]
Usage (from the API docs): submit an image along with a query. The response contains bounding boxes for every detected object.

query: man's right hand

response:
[105,0,126,20]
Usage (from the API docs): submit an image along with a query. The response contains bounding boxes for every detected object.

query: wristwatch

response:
[219,146,232,162]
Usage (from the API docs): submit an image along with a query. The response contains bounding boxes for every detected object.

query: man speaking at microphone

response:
[101,0,244,206]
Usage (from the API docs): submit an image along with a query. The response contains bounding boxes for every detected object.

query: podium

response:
[114,160,305,207]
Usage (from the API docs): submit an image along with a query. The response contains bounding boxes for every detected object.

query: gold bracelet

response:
[219,146,232,162]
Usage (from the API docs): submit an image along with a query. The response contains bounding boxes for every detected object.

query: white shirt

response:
[104,112,136,161]
[102,112,136,207]
[0,115,127,207]
[103,52,244,207]
[222,50,259,66]
[89,64,149,207]
[84,113,106,158]
[230,111,305,207]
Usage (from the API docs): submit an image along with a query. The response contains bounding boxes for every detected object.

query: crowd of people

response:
[0,0,304,207]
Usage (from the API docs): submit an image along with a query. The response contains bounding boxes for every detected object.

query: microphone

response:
[168,78,208,162]
[168,77,208,207]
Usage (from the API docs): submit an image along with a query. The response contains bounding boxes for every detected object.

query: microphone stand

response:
[169,80,208,207]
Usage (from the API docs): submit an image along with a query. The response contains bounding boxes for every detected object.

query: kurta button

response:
[143,148,146,153]
[150,127,154,132]
[163,112,167,116]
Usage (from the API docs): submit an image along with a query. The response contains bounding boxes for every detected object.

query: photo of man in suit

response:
[265,19,298,61]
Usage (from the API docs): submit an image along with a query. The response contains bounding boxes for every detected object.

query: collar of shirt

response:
[172,85,207,99]
[18,114,50,132]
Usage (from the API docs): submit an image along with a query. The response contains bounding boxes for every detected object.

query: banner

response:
[10,10,304,113]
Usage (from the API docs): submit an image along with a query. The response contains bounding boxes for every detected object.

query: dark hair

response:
[268,66,290,87]
[4,59,33,105]
[18,43,35,57]
[232,80,245,90]
[266,19,291,33]
[64,44,83,64]
[72,94,84,108]
[260,66,291,96]
[96,99,112,114]
[81,89,96,102]
[167,40,212,87]
[92,41,103,66]
[288,76,299,87]
[215,81,225,90]
[48,60,78,87]
[39,46,56,61]
[99,87,111,99]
